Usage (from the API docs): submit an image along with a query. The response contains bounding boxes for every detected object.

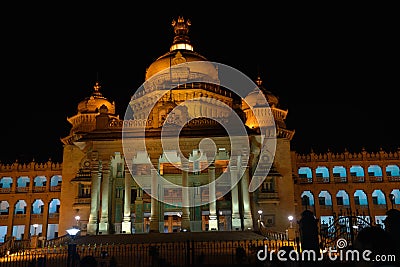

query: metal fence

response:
[0,238,298,267]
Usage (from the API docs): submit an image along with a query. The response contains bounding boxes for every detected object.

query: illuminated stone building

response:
[292,148,400,228]
[0,17,398,244]
[57,16,295,236]
[0,160,62,242]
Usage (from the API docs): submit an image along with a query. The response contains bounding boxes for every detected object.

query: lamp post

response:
[288,215,294,228]
[75,215,80,228]
[66,228,80,267]
[287,215,295,241]
[389,193,395,210]
[257,210,263,230]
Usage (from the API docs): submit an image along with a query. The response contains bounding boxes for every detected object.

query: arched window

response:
[386,165,400,176]
[34,176,47,186]
[0,201,9,214]
[298,167,312,179]
[50,175,62,186]
[333,166,346,177]
[350,165,365,182]
[318,191,332,206]
[32,199,45,214]
[16,176,30,188]
[301,191,315,207]
[350,165,364,177]
[0,177,13,189]
[389,189,400,205]
[14,200,27,214]
[372,190,386,205]
[367,165,382,176]
[336,190,350,206]
[354,190,368,205]
[316,166,329,182]
[49,199,60,214]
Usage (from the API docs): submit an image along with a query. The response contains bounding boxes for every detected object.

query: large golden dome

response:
[144,17,219,83]
[77,82,115,114]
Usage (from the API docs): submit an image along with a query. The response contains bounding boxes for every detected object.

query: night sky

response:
[0,3,398,164]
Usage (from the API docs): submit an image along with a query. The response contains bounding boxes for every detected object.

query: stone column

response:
[149,168,160,232]
[208,163,218,231]
[331,192,340,218]
[41,200,49,240]
[24,201,32,239]
[122,170,132,234]
[168,216,173,233]
[240,165,253,230]
[349,189,357,215]
[158,181,165,233]
[181,159,191,231]
[28,177,34,192]
[313,191,321,219]
[11,176,17,193]
[99,162,110,234]
[230,165,241,231]
[345,166,352,183]
[134,188,144,233]
[45,176,51,191]
[6,200,15,240]
[87,161,101,235]
[191,181,202,231]
[366,190,376,225]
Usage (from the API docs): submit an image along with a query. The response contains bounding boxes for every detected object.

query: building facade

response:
[292,148,400,229]
[0,17,398,243]
[0,160,62,242]
[57,16,295,236]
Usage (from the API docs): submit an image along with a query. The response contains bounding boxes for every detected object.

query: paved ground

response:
[75,230,266,244]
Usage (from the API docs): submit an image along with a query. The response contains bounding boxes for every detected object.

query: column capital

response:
[101,160,110,171]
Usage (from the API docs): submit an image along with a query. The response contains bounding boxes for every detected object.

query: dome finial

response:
[94,81,100,92]
[170,16,193,51]
[256,76,263,86]
[92,81,102,97]
[92,72,102,96]
[93,81,102,97]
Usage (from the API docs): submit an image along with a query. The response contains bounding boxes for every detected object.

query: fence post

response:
[191,239,195,266]
[186,240,191,266]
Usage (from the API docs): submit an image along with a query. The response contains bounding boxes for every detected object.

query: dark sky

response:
[0,3,398,163]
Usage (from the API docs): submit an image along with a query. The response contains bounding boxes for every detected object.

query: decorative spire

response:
[92,81,102,97]
[256,76,263,86]
[170,16,193,51]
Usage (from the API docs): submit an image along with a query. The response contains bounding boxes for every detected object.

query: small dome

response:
[77,82,115,114]
[244,77,279,108]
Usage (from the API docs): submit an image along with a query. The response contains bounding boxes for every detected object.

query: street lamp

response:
[288,215,294,228]
[66,228,80,237]
[389,193,395,210]
[75,215,80,227]
[258,210,263,221]
[257,210,263,230]
[287,215,295,241]
[66,228,80,267]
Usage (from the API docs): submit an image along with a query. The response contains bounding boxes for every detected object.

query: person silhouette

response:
[353,226,398,267]
[80,255,98,267]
